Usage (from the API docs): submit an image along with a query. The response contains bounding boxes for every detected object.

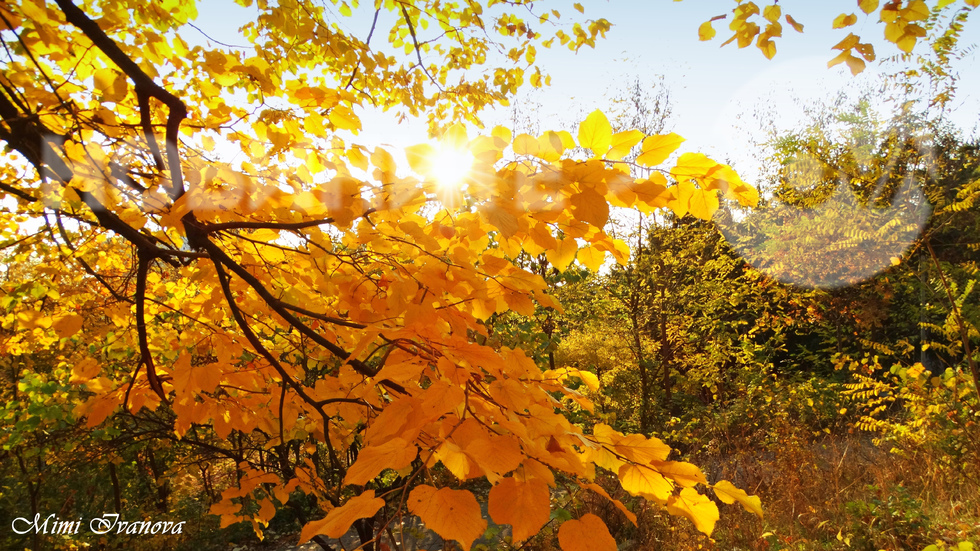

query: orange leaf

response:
[467,434,524,476]
[299,491,386,543]
[344,438,418,485]
[52,314,84,338]
[569,188,609,227]
[557,513,616,551]
[407,485,486,551]
[488,477,551,542]
[785,14,804,33]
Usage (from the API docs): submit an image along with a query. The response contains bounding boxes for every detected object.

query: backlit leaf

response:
[713,479,764,518]
[344,438,418,485]
[557,513,616,551]
[698,20,717,41]
[666,488,719,535]
[577,110,612,156]
[636,133,685,167]
[488,477,551,542]
[408,485,486,551]
[299,491,386,543]
[858,0,879,14]
[785,14,804,32]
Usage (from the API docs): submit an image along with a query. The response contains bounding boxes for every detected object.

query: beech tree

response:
[1,1,975,550]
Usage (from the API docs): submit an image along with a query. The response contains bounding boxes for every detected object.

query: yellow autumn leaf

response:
[763,4,781,23]
[491,125,513,144]
[70,358,100,384]
[344,437,418,485]
[577,110,612,156]
[666,488,719,535]
[713,479,764,518]
[653,460,708,488]
[347,147,369,171]
[832,13,857,28]
[404,143,436,175]
[757,37,776,59]
[670,152,718,182]
[688,188,720,220]
[618,463,673,501]
[407,485,486,551]
[328,105,361,131]
[576,245,605,272]
[606,129,644,160]
[557,513,616,551]
[488,477,551,542]
[698,20,716,41]
[598,427,672,464]
[833,33,861,51]
[298,491,386,543]
[546,238,579,271]
[635,132,685,167]
[480,202,521,237]
[896,33,918,53]
[858,0,879,14]
[93,68,128,103]
[670,180,695,218]
[256,498,277,524]
[828,50,866,75]
[513,133,540,156]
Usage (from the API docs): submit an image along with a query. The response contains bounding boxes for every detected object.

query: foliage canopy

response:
[1,0,977,550]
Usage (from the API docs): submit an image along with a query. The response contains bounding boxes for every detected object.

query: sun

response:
[430,145,474,191]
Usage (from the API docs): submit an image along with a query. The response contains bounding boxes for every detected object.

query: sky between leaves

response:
[192,0,980,180]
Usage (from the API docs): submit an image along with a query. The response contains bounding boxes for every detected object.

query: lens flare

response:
[430,146,474,191]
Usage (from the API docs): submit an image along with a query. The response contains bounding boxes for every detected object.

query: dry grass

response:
[581,422,980,551]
